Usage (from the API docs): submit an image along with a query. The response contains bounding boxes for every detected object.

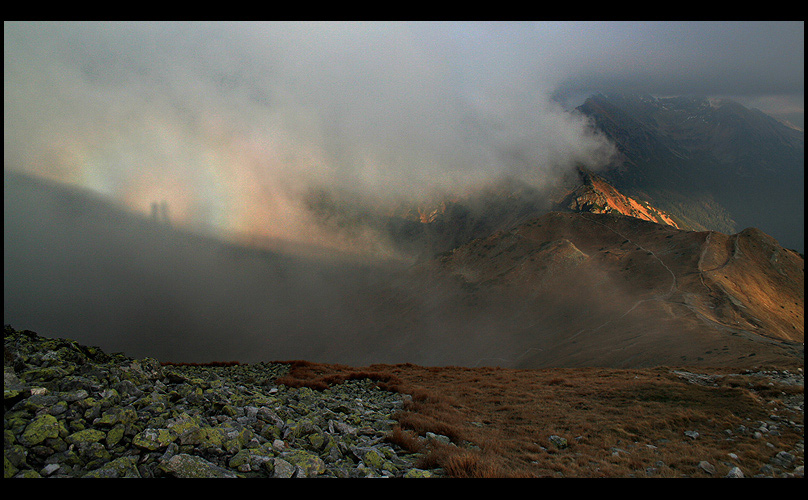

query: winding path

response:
[472,213,682,367]
[576,213,678,298]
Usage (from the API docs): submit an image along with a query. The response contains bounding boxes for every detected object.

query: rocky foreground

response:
[3,326,438,478]
[5,325,805,479]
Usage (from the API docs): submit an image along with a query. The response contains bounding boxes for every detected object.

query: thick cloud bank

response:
[4,21,802,248]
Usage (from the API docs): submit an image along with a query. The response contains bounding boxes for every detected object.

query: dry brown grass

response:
[275,360,404,391]
[275,361,803,478]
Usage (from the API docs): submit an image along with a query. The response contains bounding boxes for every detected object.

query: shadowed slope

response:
[577,93,804,252]
[4,170,802,369]
[418,211,803,368]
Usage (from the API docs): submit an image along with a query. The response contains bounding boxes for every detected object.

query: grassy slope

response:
[277,360,804,478]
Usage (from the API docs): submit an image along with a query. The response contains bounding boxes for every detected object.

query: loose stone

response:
[3,326,437,478]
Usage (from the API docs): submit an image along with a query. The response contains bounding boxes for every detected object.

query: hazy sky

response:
[4,21,804,245]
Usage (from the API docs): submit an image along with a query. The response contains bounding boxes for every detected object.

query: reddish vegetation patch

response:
[276,360,804,478]
[274,360,404,392]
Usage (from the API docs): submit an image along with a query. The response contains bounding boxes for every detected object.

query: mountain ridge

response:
[415,210,802,369]
[4,109,804,369]
[303,168,691,262]
[558,169,685,229]
[575,93,804,253]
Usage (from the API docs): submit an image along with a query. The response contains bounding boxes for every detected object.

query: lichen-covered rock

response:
[227,449,253,470]
[20,414,61,446]
[269,457,296,478]
[179,426,225,451]
[79,442,112,467]
[95,406,138,427]
[83,456,141,478]
[5,456,19,478]
[105,424,126,447]
[282,449,327,477]
[362,448,387,469]
[159,453,238,478]
[3,326,437,479]
[65,428,106,446]
[404,468,435,478]
[133,428,175,451]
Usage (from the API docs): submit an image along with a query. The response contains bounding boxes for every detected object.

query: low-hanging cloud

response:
[4,21,621,250]
[4,21,802,251]
[4,21,803,366]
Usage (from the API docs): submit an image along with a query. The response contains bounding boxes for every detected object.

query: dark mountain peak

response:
[581,93,802,143]
[576,92,804,253]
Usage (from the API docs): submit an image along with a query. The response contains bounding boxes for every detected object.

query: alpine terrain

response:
[4,153,803,370]
[575,93,804,253]
[3,93,804,481]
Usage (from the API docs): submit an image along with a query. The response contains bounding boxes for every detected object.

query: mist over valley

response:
[4,21,804,370]
[4,164,803,369]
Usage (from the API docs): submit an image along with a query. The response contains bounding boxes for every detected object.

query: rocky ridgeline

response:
[3,326,438,478]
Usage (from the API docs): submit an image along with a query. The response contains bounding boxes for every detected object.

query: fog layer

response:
[6,22,802,251]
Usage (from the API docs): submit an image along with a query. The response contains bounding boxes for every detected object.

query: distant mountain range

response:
[302,94,804,259]
[4,92,803,369]
[575,93,804,253]
[4,167,803,369]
